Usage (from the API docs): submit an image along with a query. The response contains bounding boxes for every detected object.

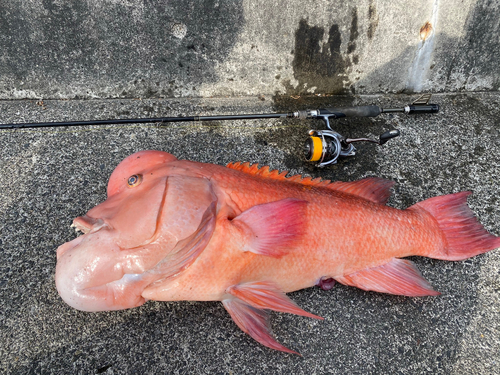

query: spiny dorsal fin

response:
[226,161,332,187]
[226,162,393,204]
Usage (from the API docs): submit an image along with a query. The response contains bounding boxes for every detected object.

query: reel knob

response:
[379,129,400,145]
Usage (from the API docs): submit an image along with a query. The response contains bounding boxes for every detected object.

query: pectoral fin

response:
[227,281,322,319]
[222,298,299,355]
[232,198,308,257]
[335,258,440,296]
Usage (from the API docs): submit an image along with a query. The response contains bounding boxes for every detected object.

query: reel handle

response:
[379,129,400,145]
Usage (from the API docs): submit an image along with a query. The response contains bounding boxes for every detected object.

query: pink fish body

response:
[56,151,500,354]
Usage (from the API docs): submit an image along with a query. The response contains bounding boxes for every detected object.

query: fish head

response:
[83,150,179,249]
[55,151,216,312]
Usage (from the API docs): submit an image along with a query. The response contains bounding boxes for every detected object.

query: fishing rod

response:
[0,94,439,167]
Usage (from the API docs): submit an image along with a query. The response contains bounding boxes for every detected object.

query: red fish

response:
[55,150,500,354]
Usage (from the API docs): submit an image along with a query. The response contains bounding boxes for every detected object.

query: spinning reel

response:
[304,128,400,167]
[303,94,439,167]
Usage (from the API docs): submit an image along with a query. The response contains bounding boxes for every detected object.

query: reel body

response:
[304,130,355,167]
[304,128,400,167]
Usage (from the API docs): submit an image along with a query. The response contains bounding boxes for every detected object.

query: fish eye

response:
[127,174,143,187]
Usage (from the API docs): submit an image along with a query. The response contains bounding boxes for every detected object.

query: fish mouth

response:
[71,215,107,235]
[58,216,109,259]
[71,215,97,234]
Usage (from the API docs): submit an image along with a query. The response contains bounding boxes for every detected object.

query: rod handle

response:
[319,106,381,118]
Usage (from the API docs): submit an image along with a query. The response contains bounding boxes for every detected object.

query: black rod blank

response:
[0,113,294,130]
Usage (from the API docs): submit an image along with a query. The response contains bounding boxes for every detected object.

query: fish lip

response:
[71,215,109,234]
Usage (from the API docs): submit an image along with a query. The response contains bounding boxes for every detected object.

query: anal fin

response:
[335,258,440,296]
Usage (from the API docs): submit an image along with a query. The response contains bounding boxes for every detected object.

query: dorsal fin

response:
[328,178,395,205]
[227,162,332,187]
[226,162,393,204]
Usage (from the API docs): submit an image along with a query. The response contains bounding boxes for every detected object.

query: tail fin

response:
[412,192,500,261]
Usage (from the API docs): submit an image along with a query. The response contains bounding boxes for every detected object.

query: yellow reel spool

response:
[304,136,323,162]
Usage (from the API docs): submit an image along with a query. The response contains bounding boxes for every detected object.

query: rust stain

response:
[420,22,433,41]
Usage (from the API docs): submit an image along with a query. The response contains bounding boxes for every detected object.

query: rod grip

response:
[319,106,381,118]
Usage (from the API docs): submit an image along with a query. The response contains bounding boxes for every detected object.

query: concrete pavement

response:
[0,92,499,374]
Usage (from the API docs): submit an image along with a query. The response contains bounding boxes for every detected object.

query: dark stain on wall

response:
[348,8,359,66]
[367,0,379,40]
[348,8,359,54]
[284,19,352,95]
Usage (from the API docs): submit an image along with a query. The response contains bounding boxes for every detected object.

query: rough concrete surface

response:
[1,0,499,99]
[0,92,499,374]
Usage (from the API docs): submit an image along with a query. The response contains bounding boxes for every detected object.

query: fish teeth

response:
[70,224,82,233]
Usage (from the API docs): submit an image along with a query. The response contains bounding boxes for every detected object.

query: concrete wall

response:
[0,0,498,99]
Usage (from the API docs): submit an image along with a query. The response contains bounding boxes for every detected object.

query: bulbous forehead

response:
[107,151,177,197]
